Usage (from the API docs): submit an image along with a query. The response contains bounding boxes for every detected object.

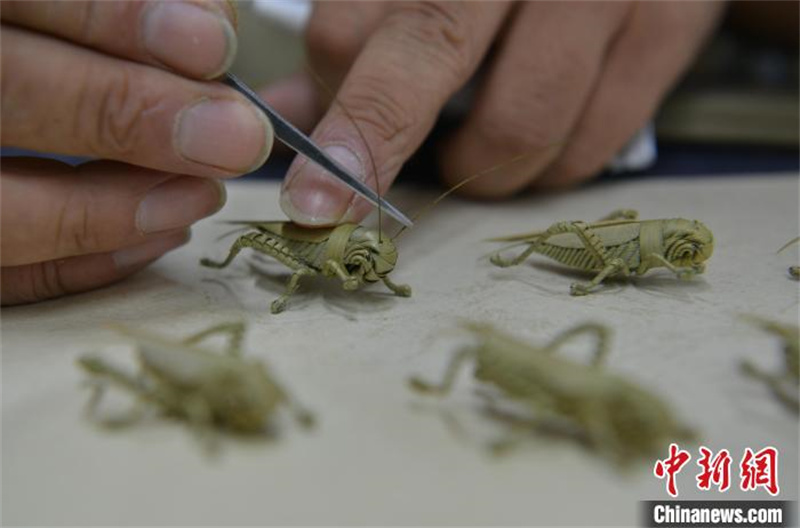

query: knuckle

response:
[476,73,590,158]
[476,107,555,159]
[75,1,100,44]
[386,1,473,82]
[77,1,146,46]
[5,261,69,304]
[552,154,596,186]
[54,185,102,256]
[75,63,152,158]
[339,74,418,146]
[37,260,70,301]
[306,11,363,72]
[473,50,596,157]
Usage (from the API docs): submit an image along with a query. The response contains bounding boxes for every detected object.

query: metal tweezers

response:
[223,73,413,228]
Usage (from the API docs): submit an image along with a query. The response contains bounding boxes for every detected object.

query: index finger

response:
[280,2,511,226]
[2,26,273,178]
[1,0,237,80]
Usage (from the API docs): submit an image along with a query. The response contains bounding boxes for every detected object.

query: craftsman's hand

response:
[1,1,274,305]
[271,1,725,225]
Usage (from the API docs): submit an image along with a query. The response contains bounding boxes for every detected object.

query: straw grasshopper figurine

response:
[77,322,313,450]
[409,322,696,462]
[489,210,714,295]
[740,316,799,413]
[201,222,410,314]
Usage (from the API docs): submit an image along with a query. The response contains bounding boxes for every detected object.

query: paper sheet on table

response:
[2,174,798,526]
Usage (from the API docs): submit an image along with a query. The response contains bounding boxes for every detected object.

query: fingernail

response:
[143,1,237,79]
[280,145,363,225]
[136,177,225,234]
[113,229,191,270]
[175,98,273,173]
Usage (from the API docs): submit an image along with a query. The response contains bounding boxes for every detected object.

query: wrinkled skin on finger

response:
[0,159,225,305]
[0,1,274,304]
[263,1,727,226]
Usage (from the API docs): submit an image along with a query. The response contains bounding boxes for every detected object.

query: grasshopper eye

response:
[676,245,696,261]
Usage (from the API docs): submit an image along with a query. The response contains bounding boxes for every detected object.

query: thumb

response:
[280,2,510,226]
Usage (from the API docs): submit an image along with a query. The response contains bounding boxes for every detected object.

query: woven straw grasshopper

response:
[201,222,410,314]
[409,322,696,462]
[489,210,714,295]
[77,322,313,450]
[740,316,799,414]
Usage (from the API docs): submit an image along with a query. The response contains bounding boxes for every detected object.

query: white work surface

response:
[3,174,799,526]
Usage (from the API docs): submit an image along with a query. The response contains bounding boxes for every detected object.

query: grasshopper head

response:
[663,219,714,268]
[345,228,398,283]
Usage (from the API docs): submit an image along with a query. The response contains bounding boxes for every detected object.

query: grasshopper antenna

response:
[391,149,554,240]
[777,236,800,254]
[304,66,384,241]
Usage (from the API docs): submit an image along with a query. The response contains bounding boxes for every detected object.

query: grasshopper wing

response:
[221,221,337,243]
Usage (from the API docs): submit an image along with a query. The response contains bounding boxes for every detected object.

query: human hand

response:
[1,1,274,304]
[270,1,725,226]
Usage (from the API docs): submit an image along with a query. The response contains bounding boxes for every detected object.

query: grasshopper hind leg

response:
[409,348,475,396]
[490,244,539,268]
[182,322,246,356]
[542,323,610,366]
[200,233,261,269]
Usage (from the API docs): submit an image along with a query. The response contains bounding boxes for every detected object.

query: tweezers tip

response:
[383,205,413,228]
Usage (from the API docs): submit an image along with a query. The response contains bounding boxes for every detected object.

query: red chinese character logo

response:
[696,446,732,492]
[740,446,780,496]
[654,443,692,497]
